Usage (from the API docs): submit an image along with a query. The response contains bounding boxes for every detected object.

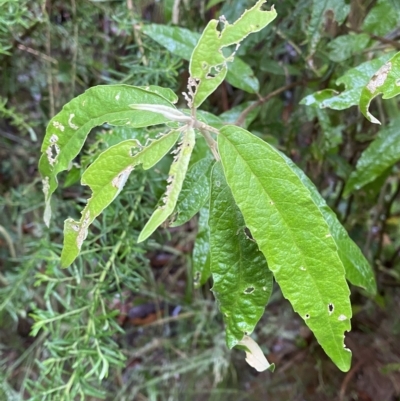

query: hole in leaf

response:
[328,303,334,314]
[193,271,200,284]
[244,286,255,294]
[206,65,221,79]
[244,227,254,240]
[305,313,310,320]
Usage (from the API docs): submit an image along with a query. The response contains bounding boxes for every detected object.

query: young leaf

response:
[344,117,400,196]
[138,127,196,242]
[61,130,181,267]
[193,206,211,288]
[189,0,277,107]
[171,157,214,227]
[39,85,176,226]
[218,125,352,372]
[281,153,376,295]
[143,24,259,94]
[359,52,400,124]
[209,162,273,348]
[300,53,394,110]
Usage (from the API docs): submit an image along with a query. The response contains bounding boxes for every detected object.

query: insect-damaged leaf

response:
[236,335,274,372]
[189,0,277,107]
[218,125,352,372]
[61,130,180,267]
[143,24,259,94]
[138,127,196,242]
[344,116,400,197]
[39,84,175,226]
[300,53,394,111]
[359,51,400,124]
[209,162,273,348]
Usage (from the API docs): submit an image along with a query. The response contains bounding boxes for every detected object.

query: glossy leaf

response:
[171,157,214,227]
[344,117,400,196]
[300,53,393,110]
[327,34,370,63]
[192,206,211,288]
[359,52,400,124]
[218,125,352,372]
[281,153,376,295]
[39,85,175,226]
[362,0,400,36]
[189,0,277,107]
[138,127,196,242]
[61,130,181,267]
[143,24,259,94]
[209,162,272,348]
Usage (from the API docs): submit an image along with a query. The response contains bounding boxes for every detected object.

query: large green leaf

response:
[143,24,259,95]
[362,0,400,36]
[61,130,181,267]
[138,127,196,242]
[359,52,400,124]
[281,153,376,295]
[344,117,400,196]
[209,162,272,348]
[300,53,393,110]
[39,85,175,226]
[192,206,211,288]
[218,125,352,372]
[189,0,277,107]
[327,34,370,63]
[171,157,214,227]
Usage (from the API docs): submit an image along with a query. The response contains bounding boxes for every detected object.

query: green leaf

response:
[171,157,214,227]
[61,130,181,267]
[327,34,370,63]
[209,162,272,348]
[344,117,400,196]
[39,85,175,226]
[138,127,196,242]
[300,53,394,110]
[280,152,376,295]
[359,52,400,124]
[308,0,350,51]
[193,206,211,288]
[219,101,259,129]
[362,0,400,36]
[189,0,277,107]
[218,125,352,372]
[143,24,259,94]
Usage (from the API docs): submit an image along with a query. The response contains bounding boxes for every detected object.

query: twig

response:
[127,0,148,66]
[70,0,78,96]
[347,27,400,50]
[339,357,367,401]
[172,0,181,24]
[235,80,304,127]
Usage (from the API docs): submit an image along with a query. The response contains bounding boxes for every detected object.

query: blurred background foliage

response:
[1,0,400,400]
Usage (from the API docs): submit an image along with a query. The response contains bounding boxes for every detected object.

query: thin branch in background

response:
[43,0,55,117]
[17,44,57,64]
[172,0,181,24]
[71,0,78,97]
[347,27,400,50]
[127,0,148,66]
[235,80,304,127]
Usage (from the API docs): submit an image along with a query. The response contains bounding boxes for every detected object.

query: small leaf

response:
[218,125,352,372]
[189,0,277,107]
[327,34,370,63]
[171,157,214,227]
[39,85,175,226]
[300,53,394,110]
[143,24,258,94]
[209,162,272,348]
[61,130,181,267]
[359,52,400,124]
[362,0,400,36]
[138,127,196,242]
[193,206,211,288]
[344,116,400,196]
[236,335,274,372]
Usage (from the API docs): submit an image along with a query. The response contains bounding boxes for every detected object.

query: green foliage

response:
[37,0,380,375]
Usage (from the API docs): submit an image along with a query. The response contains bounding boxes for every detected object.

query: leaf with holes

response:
[143,24,259,94]
[193,206,211,288]
[138,127,196,242]
[359,52,400,124]
[61,130,181,267]
[39,85,175,226]
[218,125,352,372]
[189,0,277,107]
[209,162,272,348]
[344,116,400,196]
